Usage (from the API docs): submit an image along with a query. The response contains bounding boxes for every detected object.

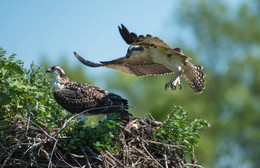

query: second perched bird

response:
[46,65,130,117]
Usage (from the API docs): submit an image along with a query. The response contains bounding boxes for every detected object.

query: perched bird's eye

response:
[52,67,57,71]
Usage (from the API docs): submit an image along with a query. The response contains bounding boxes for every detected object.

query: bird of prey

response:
[73,24,206,93]
[46,65,130,117]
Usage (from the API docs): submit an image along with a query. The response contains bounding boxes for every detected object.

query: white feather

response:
[52,76,65,91]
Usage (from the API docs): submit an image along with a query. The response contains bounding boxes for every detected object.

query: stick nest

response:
[0,116,202,168]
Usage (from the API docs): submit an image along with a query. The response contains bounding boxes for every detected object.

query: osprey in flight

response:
[74,24,206,93]
[46,65,130,117]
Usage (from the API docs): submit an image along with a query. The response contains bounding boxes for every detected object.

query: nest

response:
[0,114,203,168]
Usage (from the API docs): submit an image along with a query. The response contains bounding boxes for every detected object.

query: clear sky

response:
[0,0,176,69]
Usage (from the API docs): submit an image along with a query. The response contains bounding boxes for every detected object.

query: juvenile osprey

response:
[74,24,206,93]
[46,65,130,117]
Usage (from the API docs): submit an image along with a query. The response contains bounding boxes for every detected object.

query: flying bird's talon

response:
[170,84,176,90]
[165,84,169,91]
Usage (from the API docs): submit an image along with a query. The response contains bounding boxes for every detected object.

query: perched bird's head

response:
[46,65,69,90]
[46,65,66,77]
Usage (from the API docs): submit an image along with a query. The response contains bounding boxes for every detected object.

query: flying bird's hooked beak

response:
[126,45,145,58]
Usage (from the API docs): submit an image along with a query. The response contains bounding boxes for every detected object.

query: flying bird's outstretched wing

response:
[74,51,172,76]
[74,24,206,93]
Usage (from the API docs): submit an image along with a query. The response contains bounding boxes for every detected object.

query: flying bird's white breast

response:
[129,46,182,72]
[150,47,184,72]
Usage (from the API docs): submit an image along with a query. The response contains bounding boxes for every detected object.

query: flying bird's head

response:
[46,65,69,90]
[126,45,147,58]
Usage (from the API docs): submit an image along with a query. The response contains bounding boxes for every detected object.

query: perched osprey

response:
[74,24,206,93]
[46,65,130,117]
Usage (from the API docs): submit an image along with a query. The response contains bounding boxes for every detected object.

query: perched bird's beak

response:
[46,68,52,73]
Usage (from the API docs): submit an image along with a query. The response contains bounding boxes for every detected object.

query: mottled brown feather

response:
[53,81,129,115]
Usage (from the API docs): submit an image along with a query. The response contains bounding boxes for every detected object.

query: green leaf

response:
[4,63,24,75]
[0,93,12,105]
[0,120,10,126]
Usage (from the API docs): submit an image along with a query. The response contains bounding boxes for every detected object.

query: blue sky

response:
[1,1,176,69]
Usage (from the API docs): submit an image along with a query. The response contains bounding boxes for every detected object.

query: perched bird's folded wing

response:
[52,86,101,114]
[78,84,130,115]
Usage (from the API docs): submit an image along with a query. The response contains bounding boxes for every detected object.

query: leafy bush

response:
[154,106,209,158]
[62,113,122,153]
[0,47,67,128]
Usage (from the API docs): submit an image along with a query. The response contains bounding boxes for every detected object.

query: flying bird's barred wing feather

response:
[73,51,173,76]
[53,82,129,115]
[100,57,173,76]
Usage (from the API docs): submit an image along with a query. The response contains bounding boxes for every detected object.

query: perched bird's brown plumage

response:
[74,24,206,93]
[46,65,130,117]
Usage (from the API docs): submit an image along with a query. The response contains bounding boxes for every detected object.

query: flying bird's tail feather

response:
[73,51,104,67]
[183,62,206,94]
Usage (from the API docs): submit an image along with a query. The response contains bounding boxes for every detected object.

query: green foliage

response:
[0,47,67,128]
[62,113,122,153]
[154,106,209,157]
[0,48,123,153]
[0,48,125,159]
